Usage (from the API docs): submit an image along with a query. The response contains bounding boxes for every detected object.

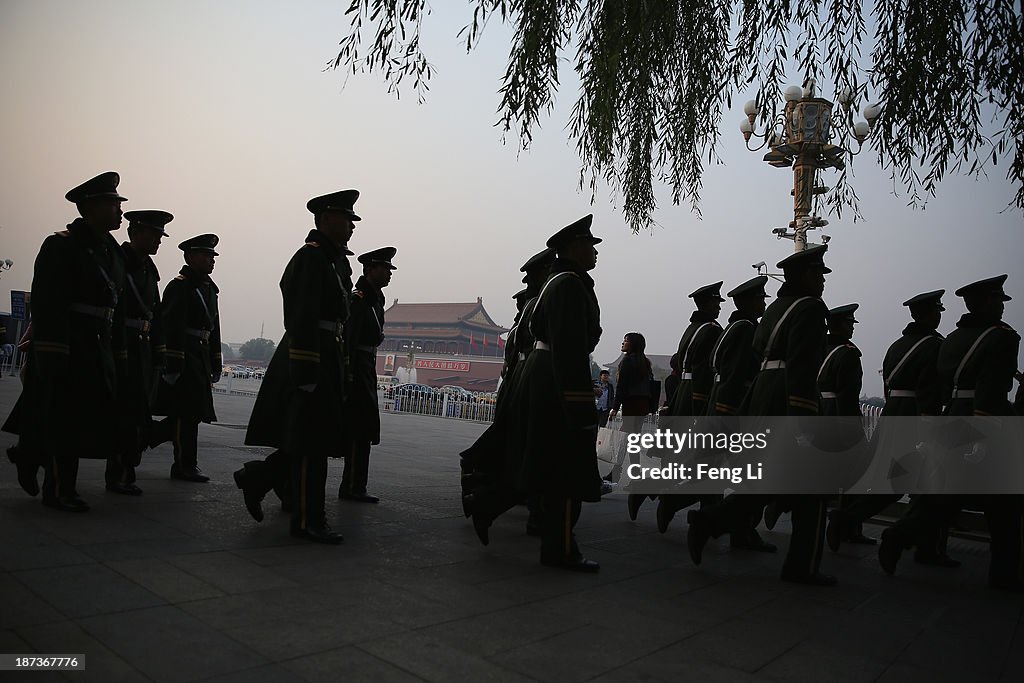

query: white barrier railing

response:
[380,387,496,423]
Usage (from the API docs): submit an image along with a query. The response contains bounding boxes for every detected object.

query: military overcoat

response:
[668,312,722,416]
[938,314,1020,416]
[880,323,943,416]
[817,335,863,417]
[346,274,385,444]
[118,242,163,426]
[705,311,759,416]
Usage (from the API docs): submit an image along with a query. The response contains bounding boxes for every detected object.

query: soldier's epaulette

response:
[174,275,186,281]
[305,241,321,248]
[354,290,365,299]
[54,230,71,237]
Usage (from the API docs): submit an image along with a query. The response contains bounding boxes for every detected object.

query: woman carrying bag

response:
[604,332,654,484]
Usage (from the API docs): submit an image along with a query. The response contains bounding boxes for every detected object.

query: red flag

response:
[483,334,489,349]
[497,335,504,349]
[469,332,475,350]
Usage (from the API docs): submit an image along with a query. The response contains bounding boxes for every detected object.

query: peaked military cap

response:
[903,289,945,310]
[828,303,859,322]
[777,244,832,274]
[65,171,126,203]
[125,210,173,237]
[954,274,1011,301]
[520,247,556,273]
[358,246,397,270]
[689,281,725,302]
[546,214,602,249]
[727,275,770,299]
[178,234,219,256]
[306,189,361,220]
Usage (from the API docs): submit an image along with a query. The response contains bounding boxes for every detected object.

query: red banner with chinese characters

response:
[414,359,470,372]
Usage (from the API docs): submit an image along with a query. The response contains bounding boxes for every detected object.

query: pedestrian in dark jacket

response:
[604,332,652,483]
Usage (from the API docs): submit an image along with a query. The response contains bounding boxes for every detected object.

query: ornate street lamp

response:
[740,79,880,251]
[0,259,13,278]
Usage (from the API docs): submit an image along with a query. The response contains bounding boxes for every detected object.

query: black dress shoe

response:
[171,467,209,483]
[339,492,380,503]
[233,469,264,522]
[541,556,600,573]
[878,528,904,576]
[781,571,838,586]
[42,495,90,513]
[290,525,343,544]
[471,513,490,546]
[106,482,143,496]
[627,493,644,521]
[687,509,711,565]
[656,499,676,534]
[914,553,961,568]
[825,511,843,552]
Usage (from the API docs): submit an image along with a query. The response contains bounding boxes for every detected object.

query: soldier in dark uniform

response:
[462,246,555,543]
[153,234,222,482]
[649,282,725,529]
[237,189,357,544]
[106,210,171,495]
[879,275,1023,591]
[687,245,837,585]
[339,246,397,504]
[828,291,956,562]
[503,215,604,572]
[2,171,128,512]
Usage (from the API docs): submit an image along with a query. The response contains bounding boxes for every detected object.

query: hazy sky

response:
[2,0,1021,395]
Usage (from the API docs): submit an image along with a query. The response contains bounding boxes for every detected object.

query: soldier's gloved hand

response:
[162,372,180,385]
[298,383,317,393]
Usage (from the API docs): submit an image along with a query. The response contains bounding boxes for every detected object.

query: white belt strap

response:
[680,372,693,380]
[535,341,551,351]
[820,391,839,399]
[887,389,917,398]
[952,389,975,399]
[761,359,786,370]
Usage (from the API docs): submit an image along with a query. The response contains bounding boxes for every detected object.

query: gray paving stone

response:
[16,619,144,682]
[77,605,267,682]
[0,572,64,629]
[358,632,536,683]
[757,641,890,682]
[106,558,227,604]
[13,563,166,619]
[167,551,297,595]
[281,645,426,682]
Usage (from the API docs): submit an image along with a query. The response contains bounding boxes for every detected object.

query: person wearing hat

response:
[493,214,604,572]
[238,189,358,544]
[339,246,397,504]
[880,275,1022,590]
[105,210,173,495]
[2,172,128,512]
[642,281,725,528]
[687,245,837,585]
[462,245,555,543]
[831,290,956,562]
[152,233,222,483]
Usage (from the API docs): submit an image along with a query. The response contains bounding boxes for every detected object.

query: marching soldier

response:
[648,282,725,529]
[462,246,555,543]
[153,234,222,482]
[106,210,171,495]
[2,171,128,511]
[339,246,397,504]
[238,189,357,544]
[687,245,836,585]
[503,215,604,572]
[880,275,1023,591]
[829,291,955,562]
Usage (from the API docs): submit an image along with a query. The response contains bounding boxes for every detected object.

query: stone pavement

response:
[0,378,1021,682]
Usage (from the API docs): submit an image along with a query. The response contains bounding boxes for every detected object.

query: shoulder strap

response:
[527,272,576,341]
[817,345,846,384]
[681,322,718,370]
[953,325,1000,390]
[883,335,935,391]
[710,320,752,373]
[763,296,814,363]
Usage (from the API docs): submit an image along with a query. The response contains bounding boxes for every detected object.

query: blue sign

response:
[10,291,29,321]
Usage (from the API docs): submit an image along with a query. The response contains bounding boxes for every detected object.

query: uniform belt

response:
[888,389,916,398]
[185,328,211,341]
[535,341,550,351]
[681,372,694,380]
[761,360,786,370]
[70,303,114,322]
[952,389,975,399]
[125,318,152,333]
[318,320,344,337]
[355,345,377,353]
[518,352,526,361]
[820,391,839,399]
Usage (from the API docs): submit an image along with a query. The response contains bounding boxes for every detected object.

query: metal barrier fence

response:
[380,386,496,423]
